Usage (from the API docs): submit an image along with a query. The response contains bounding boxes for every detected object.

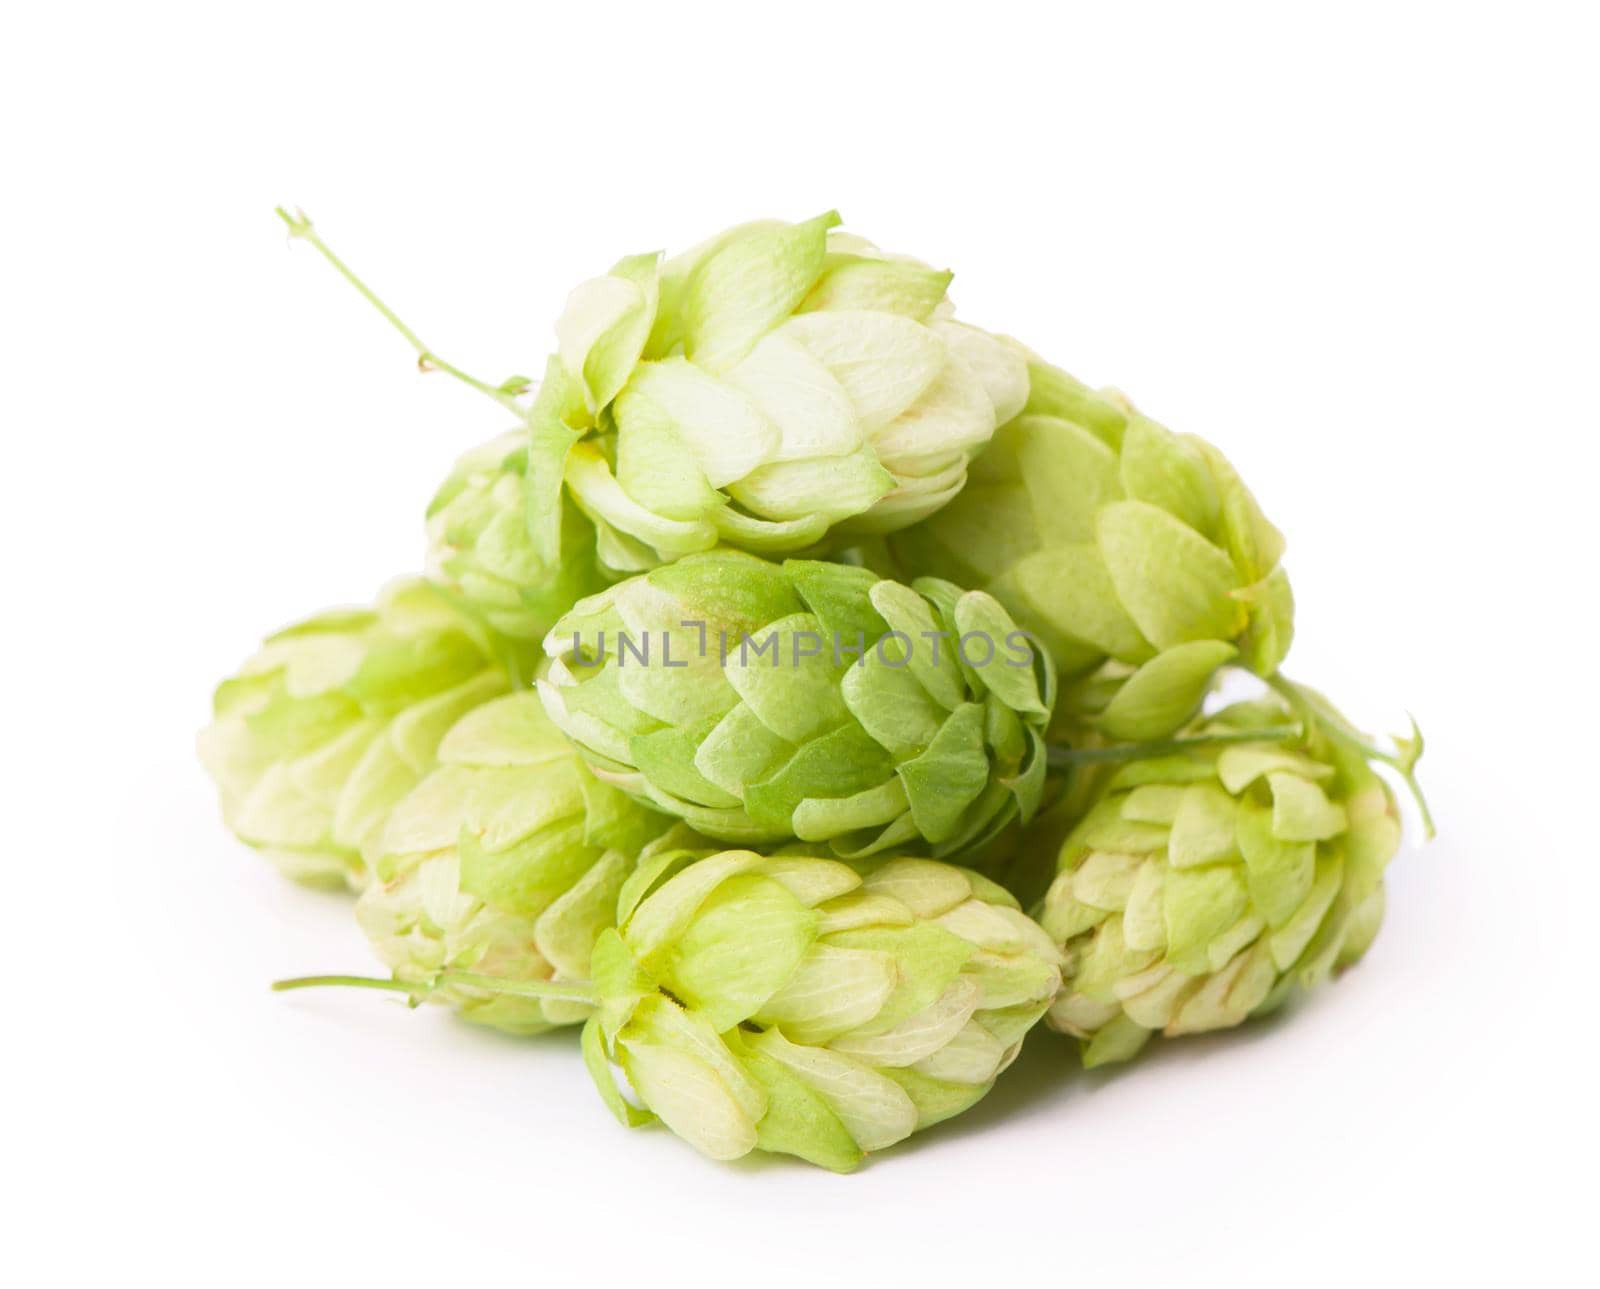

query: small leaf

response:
[1236,566,1296,676]
[799,256,953,319]
[684,211,840,373]
[867,581,966,711]
[613,389,724,522]
[1082,1015,1152,1068]
[743,722,896,832]
[953,591,1048,717]
[1236,797,1316,928]
[1002,544,1151,665]
[1168,783,1241,868]
[665,873,819,1031]
[780,309,946,432]
[1118,415,1220,536]
[1072,851,1144,911]
[525,356,587,567]
[896,704,991,844]
[746,1028,918,1153]
[555,251,660,413]
[1097,501,1246,650]
[782,560,890,644]
[1267,853,1345,970]
[723,612,850,742]
[1098,640,1238,740]
[624,850,765,969]
[825,922,973,1033]
[618,358,779,489]
[726,446,895,525]
[1071,916,1160,1001]
[841,650,946,758]
[1163,865,1250,974]
[932,321,1029,425]
[617,1040,758,1161]
[861,858,972,919]
[1269,772,1348,841]
[582,1018,653,1128]
[830,978,982,1067]
[1022,361,1130,448]
[729,1030,863,1172]
[755,943,898,1044]
[1121,861,1168,952]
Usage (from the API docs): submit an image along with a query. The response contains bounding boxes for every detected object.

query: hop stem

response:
[438,971,597,1006]
[274,206,529,416]
[271,970,597,1008]
[272,973,420,996]
[1267,673,1435,837]
[1047,725,1303,769]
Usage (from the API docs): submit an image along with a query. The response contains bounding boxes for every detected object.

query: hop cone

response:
[885,358,1294,739]
[356,691,667,1033]
[583,850,1061,1170]
[198,579,521,890]
[538,550,1056,857]
[1040,696,1401,1067]
[426,430,611,638]
[524,213,1028,571]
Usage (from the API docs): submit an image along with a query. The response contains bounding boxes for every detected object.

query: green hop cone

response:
[198,579,524,890]
[583,851,1061,1171]
[538,550,1056,857]
[426,430,612,639]
[355,691,670,1033]
[1040,693,1403,1067]
[885,357,1295,739]
[527,213,1029,570]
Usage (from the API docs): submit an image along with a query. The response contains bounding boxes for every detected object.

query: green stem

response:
[272,974,418,995]
[1267,673,1435,838]
[438,971,596,1006]
[274,206,528,416]
[271,971,595,1007]
[1047,724,1303,770]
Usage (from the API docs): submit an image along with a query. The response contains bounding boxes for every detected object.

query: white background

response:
[5,3,1595,1284]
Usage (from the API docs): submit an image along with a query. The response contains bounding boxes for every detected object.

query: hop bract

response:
[583,851,1061,1171]
[198,579,522,890]
[426,431,611,639]
[356,691,667,1032]
[1040,695,1400,1067]
[887,357,1295,739]
[538,551,1055,856]
[527,214,1029,570]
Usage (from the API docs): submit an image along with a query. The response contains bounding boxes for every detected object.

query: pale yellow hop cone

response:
[198,579,525,891]
[583,850,1061,1170]
[356,690,670,1033]
[1040,694,1404,1067]
[531,214,1028,571]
